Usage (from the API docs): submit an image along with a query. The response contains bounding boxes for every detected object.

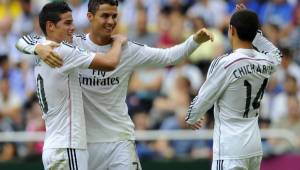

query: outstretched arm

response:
[132,28,213,67]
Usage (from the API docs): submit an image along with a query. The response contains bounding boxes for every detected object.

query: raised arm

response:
[252,31,282,66]
[88,34,127,70]
[132,28,213,67]
[236,3,282,66]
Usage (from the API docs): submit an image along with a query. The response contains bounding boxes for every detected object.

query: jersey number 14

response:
[243,78,268,118]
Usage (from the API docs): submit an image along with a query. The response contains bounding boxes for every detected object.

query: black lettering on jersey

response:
[129,41,145,46]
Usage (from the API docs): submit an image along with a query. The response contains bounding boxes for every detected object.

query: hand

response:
[193,28,214,44]
[235,3,247,11]
[35,42,63,68]
[186,117,205,130]
[112,34,128,45]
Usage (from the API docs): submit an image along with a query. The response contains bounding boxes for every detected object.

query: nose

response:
[69,24,75,33]
[107,16,115,25]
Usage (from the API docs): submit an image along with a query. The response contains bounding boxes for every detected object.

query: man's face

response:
[51,11,75,42]
[88,4,118,38]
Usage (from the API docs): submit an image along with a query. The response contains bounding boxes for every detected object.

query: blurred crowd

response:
[0,0,300,162]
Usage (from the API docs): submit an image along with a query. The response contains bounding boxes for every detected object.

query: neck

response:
[46,35,60,43]
[89,32,113,45]
[232,38,253,51]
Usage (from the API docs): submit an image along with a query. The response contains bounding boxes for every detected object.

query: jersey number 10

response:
[37,74,48,114]
[243,78,268,118]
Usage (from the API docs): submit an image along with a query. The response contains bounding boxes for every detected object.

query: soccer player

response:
[185,7,282,170]
[17,2,127,170]
[16,0,213,169]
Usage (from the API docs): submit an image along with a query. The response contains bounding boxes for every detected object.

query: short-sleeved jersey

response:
[186,33,281,160]
[34,39,95,149]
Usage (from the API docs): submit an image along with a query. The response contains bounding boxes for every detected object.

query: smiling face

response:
[87,4,118,39]
[47,11,75,43]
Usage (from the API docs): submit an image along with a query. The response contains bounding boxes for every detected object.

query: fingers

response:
[49,51,63,67]
[240,3,246,9]
[192,121,202,130]
[44,58,56,68]
[199,28,214,42]
[43,52,63,68]
[49,42,60,49]
[186,119,204,130]
[235,3,246,11]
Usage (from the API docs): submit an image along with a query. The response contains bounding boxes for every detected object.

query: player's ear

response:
[230,25,236,37]
[46,21,55,33]
[87,12,94,22]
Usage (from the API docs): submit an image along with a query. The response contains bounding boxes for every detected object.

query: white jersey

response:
[74,34,199,142]
[186,32,282,160]
[16,33,200,143]
[32,39,95,149]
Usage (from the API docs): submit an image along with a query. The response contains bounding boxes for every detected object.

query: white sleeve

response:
[252,30,282,66]
[56,43,95,74]
[185,58,230,124]
[132,36,200,67]
[15,34,42,55]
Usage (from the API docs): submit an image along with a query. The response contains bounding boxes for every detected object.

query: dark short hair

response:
[39,2,72,36]
[280,47,292,58]
[88,0,118,14]
[230,10,259,42]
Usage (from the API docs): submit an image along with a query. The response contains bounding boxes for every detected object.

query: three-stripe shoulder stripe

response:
[62,41,75,48]
[22,35,35,45]
[216,160,224,170]
[67,149,78,170]
[185,96,198,122]
[22,34,40,45]
[74,33,86,40]
[209,54,227,74]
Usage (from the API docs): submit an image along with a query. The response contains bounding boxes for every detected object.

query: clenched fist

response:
[193,28,214,44]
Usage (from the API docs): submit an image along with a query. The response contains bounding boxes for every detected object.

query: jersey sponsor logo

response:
[79,70,120,87]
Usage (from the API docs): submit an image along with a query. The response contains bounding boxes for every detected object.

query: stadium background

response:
[0,0,300,169]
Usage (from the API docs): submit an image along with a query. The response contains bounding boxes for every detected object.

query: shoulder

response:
[55,41,76,57]
[208,53,229,74]
[22,33,42,45]
[59,41,90,54]
[125,41,146,54]
[73,33,87,40]
[128,40,146,49]
[61,41,76,48]
[72,33,87,45]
